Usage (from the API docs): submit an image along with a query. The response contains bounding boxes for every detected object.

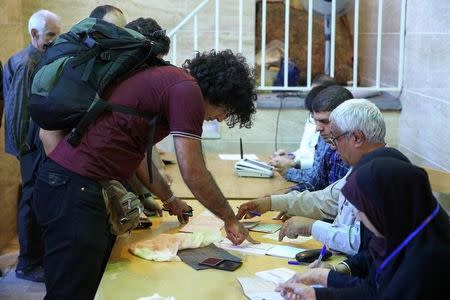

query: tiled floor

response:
[0,239,45,299]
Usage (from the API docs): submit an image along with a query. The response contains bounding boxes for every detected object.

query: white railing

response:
[168,0,407,94]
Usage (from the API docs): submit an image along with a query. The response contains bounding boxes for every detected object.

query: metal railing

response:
[167,0,407,94]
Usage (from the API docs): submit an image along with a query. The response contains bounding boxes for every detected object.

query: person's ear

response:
[353,130,365,146]
[30,28,39,40]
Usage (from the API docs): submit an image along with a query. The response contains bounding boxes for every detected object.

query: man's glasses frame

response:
[329,131,350,147]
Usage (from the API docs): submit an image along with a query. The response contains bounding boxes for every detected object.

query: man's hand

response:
[272,211,291,221]
[271,149,287,157]
[163,197,192,224]
[236,197,271,219]
[278,216,316,241]
[140,195,163,217]
[308,260,334,270]
[275,281,316,300]
[283,268,330,287]
[268,156,296,173]
[225,219,259,245]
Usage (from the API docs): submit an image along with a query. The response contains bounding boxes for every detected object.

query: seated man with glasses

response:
[237,99,395,258]
[269,75,337,174]
[271,85,352,193]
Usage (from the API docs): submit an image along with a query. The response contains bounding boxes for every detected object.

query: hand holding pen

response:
[235,198,271,220]
[317,244,327,264]
[162,197,193,224]
[307,245,328,269]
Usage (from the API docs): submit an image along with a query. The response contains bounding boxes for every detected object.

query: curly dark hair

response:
[125,17,171,56]
[183,50,257,128]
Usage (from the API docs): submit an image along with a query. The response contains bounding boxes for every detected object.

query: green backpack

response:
[29,17,169,177]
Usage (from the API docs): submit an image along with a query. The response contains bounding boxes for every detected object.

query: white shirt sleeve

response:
[310,185,361,256]
[293,121,319,169]
[311,220,360,256]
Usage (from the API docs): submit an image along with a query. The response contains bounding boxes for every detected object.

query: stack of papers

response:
[237,268,296,300]
[217,240,305,259]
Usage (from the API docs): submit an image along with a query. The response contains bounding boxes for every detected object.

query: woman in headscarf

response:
[276,157,450,299]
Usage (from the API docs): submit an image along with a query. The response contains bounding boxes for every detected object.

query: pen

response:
[162,208,193,217]
[288,260,300,265]
[317,244,327,264]
[236,207,261,217]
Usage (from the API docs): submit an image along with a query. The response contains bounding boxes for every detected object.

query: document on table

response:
[218,154,259,160]
[248,223,282,233]
[217,240,305,258]
[237,268,296,300]
[262,232,313,243]
[180,210,224,233]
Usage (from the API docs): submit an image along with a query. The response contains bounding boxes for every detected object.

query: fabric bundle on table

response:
[129,230,222,261]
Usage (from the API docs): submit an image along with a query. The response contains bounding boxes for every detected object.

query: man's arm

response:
[283,138,328,191]
[173,136,236,222]
[173,136,251,244]
[311,221,360,256]
[271,177,344,220]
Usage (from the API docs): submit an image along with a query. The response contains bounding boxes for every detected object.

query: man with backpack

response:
[30,17,258,298]
[3,9,61,282]
[38,10,172,217]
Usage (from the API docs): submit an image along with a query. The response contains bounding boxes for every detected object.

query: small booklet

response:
[248,223,282,233]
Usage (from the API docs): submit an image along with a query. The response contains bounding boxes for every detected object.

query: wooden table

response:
[424,167,450,194]
[163,153,293,199]
[95,201,344,300]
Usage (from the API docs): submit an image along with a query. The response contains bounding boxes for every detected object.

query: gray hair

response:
[28,9,61,35]
[330,98,386,143]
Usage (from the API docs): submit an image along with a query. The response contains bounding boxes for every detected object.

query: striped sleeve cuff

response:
[170,131,202,140]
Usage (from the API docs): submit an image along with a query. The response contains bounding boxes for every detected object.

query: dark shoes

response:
[15,266,45,282]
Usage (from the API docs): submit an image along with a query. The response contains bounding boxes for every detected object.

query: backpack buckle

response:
[67,128,82,147]
[100,51,112,61]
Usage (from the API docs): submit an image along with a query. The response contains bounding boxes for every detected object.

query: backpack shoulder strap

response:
[67,98,156,146]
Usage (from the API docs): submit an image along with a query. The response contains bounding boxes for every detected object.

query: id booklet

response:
[234,158,274,178]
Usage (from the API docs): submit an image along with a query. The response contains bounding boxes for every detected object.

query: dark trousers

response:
[16,132,45,271]
[32,159,115,300]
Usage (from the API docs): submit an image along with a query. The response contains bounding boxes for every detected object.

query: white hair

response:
[330,98,386,143]
[28,9,61,35]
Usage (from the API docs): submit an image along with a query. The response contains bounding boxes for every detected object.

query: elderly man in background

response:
[3,9,61,282]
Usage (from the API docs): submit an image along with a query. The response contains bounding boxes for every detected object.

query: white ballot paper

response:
[262,232,313,243]
[217,240,305,258]
[237,268,296,300]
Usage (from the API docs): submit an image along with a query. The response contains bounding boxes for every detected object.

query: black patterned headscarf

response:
[343,157,450,269]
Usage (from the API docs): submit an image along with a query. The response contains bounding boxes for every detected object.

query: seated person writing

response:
[276,158,450,299]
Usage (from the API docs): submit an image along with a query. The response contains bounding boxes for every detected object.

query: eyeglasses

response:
[329,131,350,147]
